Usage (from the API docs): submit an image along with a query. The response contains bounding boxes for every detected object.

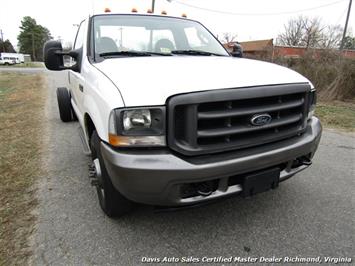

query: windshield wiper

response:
[99,51,152,57]
[99,51,172,58]
[148,52,172,56]
[171,50,225,56]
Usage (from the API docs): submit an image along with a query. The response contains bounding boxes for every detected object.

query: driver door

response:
[68,20,86,116]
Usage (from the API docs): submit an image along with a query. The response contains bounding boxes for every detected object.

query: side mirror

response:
[231,51,243,58]
[231,44,243,58]
[44,40,64,70]
[43,40,81,72]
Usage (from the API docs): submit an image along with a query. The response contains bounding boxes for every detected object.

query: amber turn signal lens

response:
[109,134,123,146]
[108,134,165,147]
[132,8,138,13]
[104,8,111,13]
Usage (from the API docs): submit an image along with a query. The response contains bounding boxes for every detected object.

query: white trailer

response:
[0,53,24,63]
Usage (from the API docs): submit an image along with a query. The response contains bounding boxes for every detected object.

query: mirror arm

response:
[54,50,80,71]
[55,50,78,59]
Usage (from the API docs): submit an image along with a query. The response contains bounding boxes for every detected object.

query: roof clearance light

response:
[182,13,187,18]
[147,8,153,13]
[161,10,167,15]
[104,8,111,13]
[132,8,138,13]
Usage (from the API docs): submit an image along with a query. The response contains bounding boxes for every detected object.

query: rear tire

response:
[56,87,73,122]
[90,131,134,217]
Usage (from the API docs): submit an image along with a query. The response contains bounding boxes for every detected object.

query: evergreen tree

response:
[343,36,355,50]
[17,16,52,61]
[0,39,16,53]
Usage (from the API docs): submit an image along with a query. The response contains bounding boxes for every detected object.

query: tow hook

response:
[195,181,215,196]
[299,156,312,166]
[88,159,102,187]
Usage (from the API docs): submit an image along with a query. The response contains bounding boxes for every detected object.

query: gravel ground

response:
[31,71,354,265]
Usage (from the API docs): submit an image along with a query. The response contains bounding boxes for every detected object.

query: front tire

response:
[56,87,73,122]
[90,131,134,217]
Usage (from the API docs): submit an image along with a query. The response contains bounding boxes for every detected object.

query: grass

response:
[0,62,44,68]
[0,72,46,265]
[316,101,355,132]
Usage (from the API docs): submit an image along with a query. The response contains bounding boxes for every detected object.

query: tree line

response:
[277,15,355,50]
[218,16,354,51]
[1,16,52,61]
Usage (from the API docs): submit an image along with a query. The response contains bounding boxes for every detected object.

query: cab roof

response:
[91,12,190,21]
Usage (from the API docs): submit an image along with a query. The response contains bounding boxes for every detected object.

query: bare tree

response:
[222,32,238,43]
[277,16,304,46]
[319,25,343,48]
[277,16,326,48]
[301,17,324,48]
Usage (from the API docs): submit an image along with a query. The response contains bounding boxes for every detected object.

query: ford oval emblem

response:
[250,113,272,126]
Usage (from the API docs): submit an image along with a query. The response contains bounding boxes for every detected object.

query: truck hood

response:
[94,56,310,107]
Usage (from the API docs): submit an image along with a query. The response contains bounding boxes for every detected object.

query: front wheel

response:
[90,131,134,217]
[56,87,73,122]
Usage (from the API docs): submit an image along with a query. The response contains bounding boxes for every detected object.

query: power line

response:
[173,0,347,16]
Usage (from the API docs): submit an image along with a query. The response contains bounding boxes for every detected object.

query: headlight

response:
[308,89,317,120]
[123,109,151,130]
[108,107,166,147]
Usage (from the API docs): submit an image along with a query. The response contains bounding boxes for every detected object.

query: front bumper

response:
[101,117,322,206]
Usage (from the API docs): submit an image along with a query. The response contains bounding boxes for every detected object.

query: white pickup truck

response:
[44,13,322,217]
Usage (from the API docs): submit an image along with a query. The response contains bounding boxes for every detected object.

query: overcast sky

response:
[0,0,354,50]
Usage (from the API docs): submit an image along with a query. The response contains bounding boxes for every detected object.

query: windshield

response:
[92,15,229,58]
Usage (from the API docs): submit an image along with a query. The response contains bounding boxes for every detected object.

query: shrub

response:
[272,49,355,101]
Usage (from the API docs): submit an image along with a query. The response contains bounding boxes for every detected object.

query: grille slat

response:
[198,98,304,119]
[197,113,302,138]
[168,84,311,156]
[198,125,302,148]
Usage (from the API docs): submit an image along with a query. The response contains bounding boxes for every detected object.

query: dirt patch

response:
[0,72,46,265]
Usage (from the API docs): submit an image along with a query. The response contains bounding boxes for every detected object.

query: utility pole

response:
[340,0,352,50]
[152,0,172,13]
[0,29,5,52]
[151,0,156,13]
[118,27,123,48]
[31,32,36,61]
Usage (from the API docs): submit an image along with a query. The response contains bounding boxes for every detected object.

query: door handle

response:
[79,84,83,92]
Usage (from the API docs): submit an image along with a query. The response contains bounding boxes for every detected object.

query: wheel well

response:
[84,114,96,142]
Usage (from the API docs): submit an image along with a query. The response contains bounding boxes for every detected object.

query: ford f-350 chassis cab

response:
[44,13,322,217]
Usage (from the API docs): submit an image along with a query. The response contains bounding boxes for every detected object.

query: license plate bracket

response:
[242,168,280,197]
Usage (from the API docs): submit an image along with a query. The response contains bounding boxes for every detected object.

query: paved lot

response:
[32,71,354,265]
